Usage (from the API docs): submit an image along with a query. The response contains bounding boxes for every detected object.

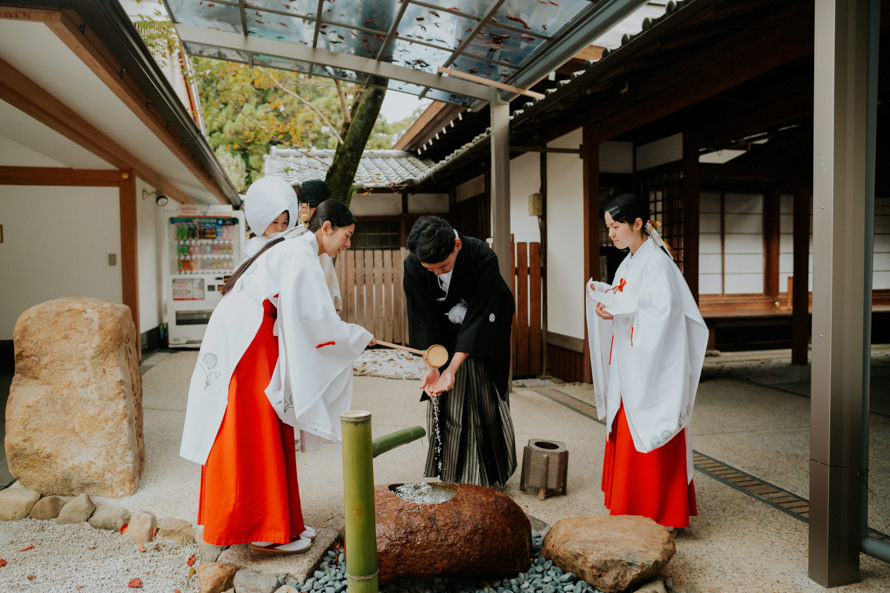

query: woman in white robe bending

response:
[586,193,708,531]
[180,199,373,555]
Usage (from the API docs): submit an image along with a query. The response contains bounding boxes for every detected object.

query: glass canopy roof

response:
[164,0,649,107]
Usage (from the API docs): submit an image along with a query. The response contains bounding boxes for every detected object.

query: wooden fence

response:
[335,243,543,377]
[512,241,543,377]
[335,248,410,344]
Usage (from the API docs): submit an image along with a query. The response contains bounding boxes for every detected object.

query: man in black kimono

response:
[404,216,517,488]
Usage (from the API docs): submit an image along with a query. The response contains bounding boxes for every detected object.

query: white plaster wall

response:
[510,151,541,243]
[456,175,485,202]
[407,193,449,213]
[600,141,634,174]
[546,128,585,339]
[136,178,161,333]
[636,133,682,171]
[350,192,401,216]
[0,185,122,340]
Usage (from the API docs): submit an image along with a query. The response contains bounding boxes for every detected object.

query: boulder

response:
[6,297,144,497]
[57,493,96,524]
[29,496,63,520]
[89,504,131,531]
[541,516,675,593]
[0,485,41,520]
[197,561,238,593]
[232,569,280,593]
[375,482,531,585]
[128,510,157,545]
[158,516,196,544]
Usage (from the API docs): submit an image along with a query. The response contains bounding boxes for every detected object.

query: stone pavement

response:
[4,346,890,592]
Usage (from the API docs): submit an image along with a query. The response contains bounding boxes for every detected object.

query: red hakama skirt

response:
[602,403,697,528]
[198,300,305,545]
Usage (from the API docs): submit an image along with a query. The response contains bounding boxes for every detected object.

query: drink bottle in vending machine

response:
[161,205,245,347]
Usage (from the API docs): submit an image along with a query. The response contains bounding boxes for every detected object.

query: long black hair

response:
[602,193,648,230]
[222,199,355,296]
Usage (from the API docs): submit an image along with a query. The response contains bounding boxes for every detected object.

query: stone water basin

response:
[375,482,532,585]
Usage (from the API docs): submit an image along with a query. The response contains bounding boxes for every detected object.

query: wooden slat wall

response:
[336,244,543,366]
[512,241,543,377]
[336,249,410,344]
[548,344,585,382]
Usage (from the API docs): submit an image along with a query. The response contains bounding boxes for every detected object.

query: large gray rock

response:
[541,516,675,593]
[0,485,41,520]
[375,482,531,585]
[6,297,144,497]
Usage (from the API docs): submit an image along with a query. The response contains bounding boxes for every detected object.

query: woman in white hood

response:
[241,176,299,262]
[586,193,708,532]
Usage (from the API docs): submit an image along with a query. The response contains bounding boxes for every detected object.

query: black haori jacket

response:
[404,233,515,401]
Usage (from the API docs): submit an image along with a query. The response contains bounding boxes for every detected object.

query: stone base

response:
[216,526,337,583]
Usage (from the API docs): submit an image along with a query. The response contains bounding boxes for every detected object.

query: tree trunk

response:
[325,86,386,208]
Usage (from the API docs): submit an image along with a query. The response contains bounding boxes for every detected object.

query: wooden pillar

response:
[119,171,140,356]
[539,150,549,377]
[682,133,700,302]
[490,101,512,285]
[791,190,810,365]
[810,0,870,584]
[400,191,408,246]
[582,125,600,384]
[764,190,781,301]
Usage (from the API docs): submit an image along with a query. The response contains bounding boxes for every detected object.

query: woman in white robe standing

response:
[180,199,373,555]
[586,193,708,531]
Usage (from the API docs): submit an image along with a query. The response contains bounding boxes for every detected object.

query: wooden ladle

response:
[374,340,449,368]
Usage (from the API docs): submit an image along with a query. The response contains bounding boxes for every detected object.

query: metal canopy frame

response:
[165,0,647,108]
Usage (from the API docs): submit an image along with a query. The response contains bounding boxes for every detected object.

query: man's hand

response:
[420,366,440,394]
[426,368,455,397]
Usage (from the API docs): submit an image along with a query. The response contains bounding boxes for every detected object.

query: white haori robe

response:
[585,238,708,481]
[180,230,371,465]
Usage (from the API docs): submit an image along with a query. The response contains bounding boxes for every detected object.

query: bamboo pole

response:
[372,426,426,458]
[341,411,378,593]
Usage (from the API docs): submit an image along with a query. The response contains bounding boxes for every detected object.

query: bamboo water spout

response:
[341,411,425,593]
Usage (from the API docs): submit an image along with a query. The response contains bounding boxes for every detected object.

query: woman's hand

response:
[595,302,614,320]
[368,336,377,346]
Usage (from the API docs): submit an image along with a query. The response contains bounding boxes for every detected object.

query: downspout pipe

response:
[859,0,888,564]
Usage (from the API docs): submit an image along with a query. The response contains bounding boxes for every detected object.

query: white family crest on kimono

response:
[180,230,371,465]
[585,239,708,481]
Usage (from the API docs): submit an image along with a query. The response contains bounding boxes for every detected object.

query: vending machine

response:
[160,204,245,347]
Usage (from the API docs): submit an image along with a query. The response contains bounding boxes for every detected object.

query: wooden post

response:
[764,190,781,301]
[119,171,140,357]
[682,133,700,302]
[792,190,810,365]
[582,125,600,384]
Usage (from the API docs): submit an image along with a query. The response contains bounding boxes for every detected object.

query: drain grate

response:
[531,387,890,544]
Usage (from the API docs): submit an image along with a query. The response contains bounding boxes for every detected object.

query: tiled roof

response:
[264,146,437,189]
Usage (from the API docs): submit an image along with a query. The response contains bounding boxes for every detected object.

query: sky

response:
[379,91,430,124]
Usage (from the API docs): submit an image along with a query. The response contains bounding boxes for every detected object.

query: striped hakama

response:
[423,358,517,488]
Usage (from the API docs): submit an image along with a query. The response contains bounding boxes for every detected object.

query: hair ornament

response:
[645,220,674,258]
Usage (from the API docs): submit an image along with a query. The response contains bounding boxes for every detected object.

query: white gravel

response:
[353,348,425,380]
[0,518,200,593]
